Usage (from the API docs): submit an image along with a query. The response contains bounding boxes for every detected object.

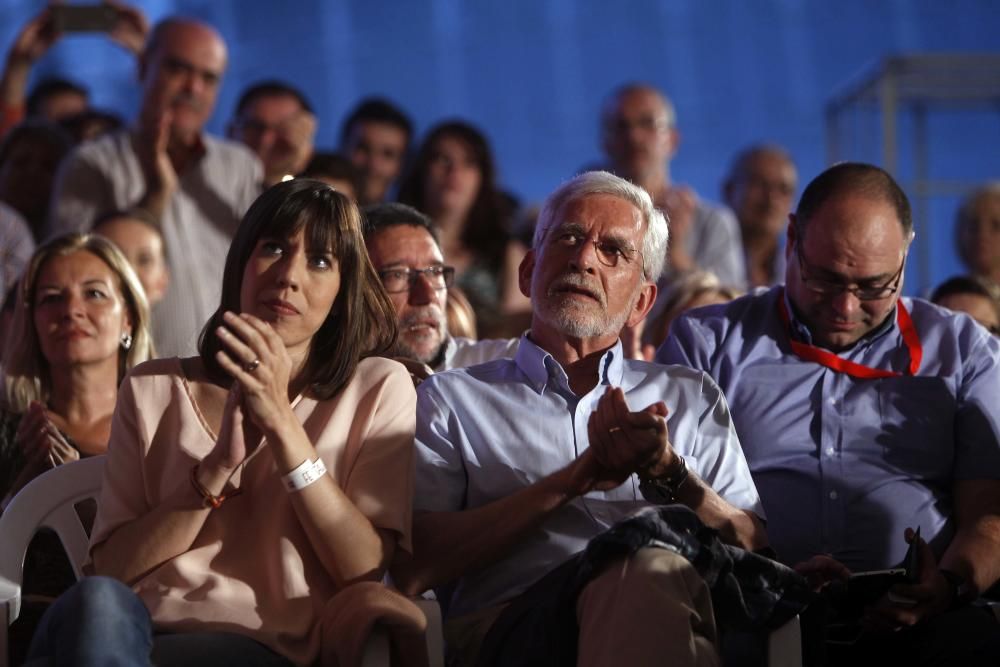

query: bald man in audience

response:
[48,17,261,357]
[723,144,798,288]
[363,202,517,375]
[601,83,746,290]
[661,162,1000,666]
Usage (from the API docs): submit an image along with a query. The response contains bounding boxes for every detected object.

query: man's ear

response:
[625,280,657,329]
[518,249,536,299]
[785,214,798,263]
[663,126,681,160]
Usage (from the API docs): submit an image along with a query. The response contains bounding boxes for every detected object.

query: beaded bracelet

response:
[190,464,242,509]
[283,457,328,492]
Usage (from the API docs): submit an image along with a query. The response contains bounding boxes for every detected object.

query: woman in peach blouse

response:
[27,179,417,666]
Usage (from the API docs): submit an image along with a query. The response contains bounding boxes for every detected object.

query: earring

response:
[120,332,133,350]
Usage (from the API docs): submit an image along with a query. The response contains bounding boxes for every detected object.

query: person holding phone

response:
[660,163,1000,666]
[0,2,148,137]
[26,179,418,666]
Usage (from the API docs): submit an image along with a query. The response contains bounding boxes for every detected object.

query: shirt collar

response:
[781,288,899,349]
[435,335,457,372]
[514,333,626,395]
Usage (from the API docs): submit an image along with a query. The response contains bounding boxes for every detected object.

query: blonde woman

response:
[1,232,153,507]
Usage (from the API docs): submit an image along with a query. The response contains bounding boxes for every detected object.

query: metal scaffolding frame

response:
[825,53,1000,288]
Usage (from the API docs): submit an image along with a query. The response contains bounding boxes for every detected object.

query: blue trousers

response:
[25,576,295,667]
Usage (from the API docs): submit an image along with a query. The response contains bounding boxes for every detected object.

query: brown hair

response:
[198,178,398,399]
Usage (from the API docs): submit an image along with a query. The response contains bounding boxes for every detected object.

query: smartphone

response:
[51,5,117,33]
[846,568,908,605]
[844,526,921,606]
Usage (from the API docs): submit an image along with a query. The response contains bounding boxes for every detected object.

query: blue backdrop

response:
[2,0,999,293]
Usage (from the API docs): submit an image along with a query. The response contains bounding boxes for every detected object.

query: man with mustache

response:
[601,83,746,291]
[393,171,768,666]
[363,202,517,374]
[660,163,1000,665]
[47,18,261,357]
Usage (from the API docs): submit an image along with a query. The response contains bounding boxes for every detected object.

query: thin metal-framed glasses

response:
[795,244,905,301]
[546,227,642,270]
[377,265,456,293]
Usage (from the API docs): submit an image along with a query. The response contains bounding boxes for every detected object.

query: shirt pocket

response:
[877,376,955,478]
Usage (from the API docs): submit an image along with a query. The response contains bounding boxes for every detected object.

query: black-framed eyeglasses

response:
[377,265,456,293]
[795,244,905,301]
[546,227,642,270]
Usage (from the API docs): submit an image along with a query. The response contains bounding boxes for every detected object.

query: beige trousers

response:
[445,547,720,667]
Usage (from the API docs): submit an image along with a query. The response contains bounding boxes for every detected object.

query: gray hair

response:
[955,182,1000,271]
[532,171,669,283]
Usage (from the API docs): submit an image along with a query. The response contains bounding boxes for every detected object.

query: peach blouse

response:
[90,356,415,664]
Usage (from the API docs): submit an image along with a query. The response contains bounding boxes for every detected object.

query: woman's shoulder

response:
[123,357,185,384]
[323,357,416,406]
[118,357,193,407]
[354,356,412,387]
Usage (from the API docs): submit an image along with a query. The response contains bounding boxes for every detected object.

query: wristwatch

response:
[638,454,689,504]
[939,568,975,608]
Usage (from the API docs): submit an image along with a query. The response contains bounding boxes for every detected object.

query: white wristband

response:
[282,457,328,492]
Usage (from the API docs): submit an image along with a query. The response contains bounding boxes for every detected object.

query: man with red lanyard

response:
[659,162,1000,666]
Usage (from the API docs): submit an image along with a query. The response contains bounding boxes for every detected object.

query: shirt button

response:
[828,397,838,406]
[826,447,836,456]
[829,490,839,500]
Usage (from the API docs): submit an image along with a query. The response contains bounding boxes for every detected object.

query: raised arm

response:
[0,8,60,134]
[213,312,411,586]
[91,379,249,583]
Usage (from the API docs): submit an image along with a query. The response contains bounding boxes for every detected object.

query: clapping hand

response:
[133,83,177,219]
[15,401,79,474]
[214,312,295,439]
[578,386,673,492]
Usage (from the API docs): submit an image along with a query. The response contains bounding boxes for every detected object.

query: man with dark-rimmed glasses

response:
[660,162,1000,666]
[363,202,517,374]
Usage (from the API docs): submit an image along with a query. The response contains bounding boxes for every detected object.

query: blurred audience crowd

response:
[1,5,999,667]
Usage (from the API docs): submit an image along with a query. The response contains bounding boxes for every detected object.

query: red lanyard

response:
[777,289,922,379]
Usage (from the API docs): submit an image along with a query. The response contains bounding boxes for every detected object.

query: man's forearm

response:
[674,473,768,551]
[392,464,583,596]
[940,479,1000,596]
[940,517,1000,596]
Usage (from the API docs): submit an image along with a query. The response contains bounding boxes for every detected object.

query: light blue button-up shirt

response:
[658,286,1000,572]
[414,335,762,617]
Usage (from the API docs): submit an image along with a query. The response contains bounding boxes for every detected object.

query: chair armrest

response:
[414,598,444,667]
[767,615,802,667]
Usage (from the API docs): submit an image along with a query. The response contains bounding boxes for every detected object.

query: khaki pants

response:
[446,547,720,667]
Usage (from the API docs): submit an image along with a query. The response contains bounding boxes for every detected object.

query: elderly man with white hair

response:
[393,171,773,667]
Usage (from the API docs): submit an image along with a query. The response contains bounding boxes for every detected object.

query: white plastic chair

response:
[0,456,106,667]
